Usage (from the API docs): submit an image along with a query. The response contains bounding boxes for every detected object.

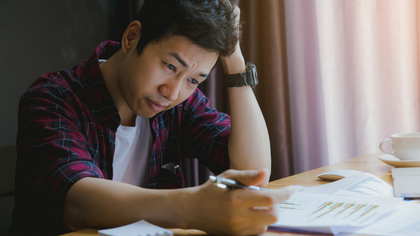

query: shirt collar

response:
[83,40,121,130]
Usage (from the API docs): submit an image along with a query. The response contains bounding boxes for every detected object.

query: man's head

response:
[135,0,240,57]
[111,0,241,120]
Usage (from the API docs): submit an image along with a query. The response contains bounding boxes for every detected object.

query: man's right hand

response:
[64,169,294,235]
[182,169,295,235]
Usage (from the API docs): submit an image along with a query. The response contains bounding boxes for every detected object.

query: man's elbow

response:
[63,196,91,231]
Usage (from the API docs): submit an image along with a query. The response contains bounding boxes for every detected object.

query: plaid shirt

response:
[10,41,231,235]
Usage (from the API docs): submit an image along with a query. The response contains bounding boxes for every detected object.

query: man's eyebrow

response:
[169,52,209,78]
[170,52,189,68]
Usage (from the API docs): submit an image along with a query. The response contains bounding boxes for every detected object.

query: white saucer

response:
[378,154,420,167]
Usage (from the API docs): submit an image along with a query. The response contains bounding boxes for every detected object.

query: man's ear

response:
[121,20,142,56]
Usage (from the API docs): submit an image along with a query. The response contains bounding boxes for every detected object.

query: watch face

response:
[252,67,258,82]
[247,63,258,86]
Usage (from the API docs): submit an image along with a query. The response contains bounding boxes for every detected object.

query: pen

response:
[209,175,271,191]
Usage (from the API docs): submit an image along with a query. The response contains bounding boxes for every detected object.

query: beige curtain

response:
[284,0,420,173]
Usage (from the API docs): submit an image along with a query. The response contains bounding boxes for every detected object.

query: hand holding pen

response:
[209,175,272,191]
[190,169,295,235]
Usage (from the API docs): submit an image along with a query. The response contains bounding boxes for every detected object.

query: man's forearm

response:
[227,86,271,185]
[220,47,271,186]
[63,170,293,235]
[63,177,189,230]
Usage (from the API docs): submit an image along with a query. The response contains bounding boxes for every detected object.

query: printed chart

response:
[275,192,401,228]
[349,201,420,236]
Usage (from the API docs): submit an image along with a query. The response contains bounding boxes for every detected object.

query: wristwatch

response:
[222,62,259,88]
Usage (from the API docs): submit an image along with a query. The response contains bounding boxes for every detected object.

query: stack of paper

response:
[98,220,173,236]
[270,173,420,235]
[347,201,420,235]
[273,192,402,234]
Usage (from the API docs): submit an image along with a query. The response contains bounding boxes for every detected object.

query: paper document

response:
[98,220,173,236]
[271,173,402,234]
[346,201,420,236]
[273,192,401,232]
[293,172,394,197]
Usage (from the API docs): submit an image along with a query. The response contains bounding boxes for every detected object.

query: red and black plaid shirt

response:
[10,41,231,235]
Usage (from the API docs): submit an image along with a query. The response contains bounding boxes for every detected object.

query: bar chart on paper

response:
[274,192,401,228]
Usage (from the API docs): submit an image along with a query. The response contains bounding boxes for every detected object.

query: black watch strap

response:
[223,62,258,88]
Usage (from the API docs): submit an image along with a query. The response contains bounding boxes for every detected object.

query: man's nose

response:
[161,76,183,102]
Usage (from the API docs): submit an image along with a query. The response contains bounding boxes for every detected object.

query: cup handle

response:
[379,138,395,155]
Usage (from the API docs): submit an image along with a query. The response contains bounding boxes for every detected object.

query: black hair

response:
[134,0,240,57]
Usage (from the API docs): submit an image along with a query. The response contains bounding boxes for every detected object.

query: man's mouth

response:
[146,98,168,112]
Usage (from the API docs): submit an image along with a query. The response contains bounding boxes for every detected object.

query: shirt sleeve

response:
[178,89,231,175]
[15,81,104,231]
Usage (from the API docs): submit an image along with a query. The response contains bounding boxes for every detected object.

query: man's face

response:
[117,35,219,118]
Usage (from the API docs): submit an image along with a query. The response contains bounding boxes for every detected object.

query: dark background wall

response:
[0,1,139,234]
[0,0,111,147]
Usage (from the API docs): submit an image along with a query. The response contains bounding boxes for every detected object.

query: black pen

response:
[209,176,271,191]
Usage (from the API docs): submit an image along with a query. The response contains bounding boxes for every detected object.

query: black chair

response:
[0,145,16,236]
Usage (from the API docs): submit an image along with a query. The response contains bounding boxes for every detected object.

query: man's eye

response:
[188,78,199,85]
[166,63,176,72]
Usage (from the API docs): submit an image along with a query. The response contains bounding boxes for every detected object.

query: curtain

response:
[284,0,420,173]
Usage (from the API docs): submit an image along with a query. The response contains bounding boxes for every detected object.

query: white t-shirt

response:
[98,59,152,187]
[112,116,152,188]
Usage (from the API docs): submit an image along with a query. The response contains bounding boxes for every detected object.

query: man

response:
[10,0,294,235]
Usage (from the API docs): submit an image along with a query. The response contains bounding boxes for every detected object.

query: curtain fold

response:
[285,0,420,173]
[417,0,420,114]
[240,0,294,180]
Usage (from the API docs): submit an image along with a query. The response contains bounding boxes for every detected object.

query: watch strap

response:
[223,62,258,88]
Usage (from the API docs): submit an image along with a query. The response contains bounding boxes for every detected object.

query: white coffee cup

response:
[379,132,420,160]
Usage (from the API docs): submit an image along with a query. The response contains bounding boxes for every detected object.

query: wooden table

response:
[267,154,392,189]
[62,154,393,236]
